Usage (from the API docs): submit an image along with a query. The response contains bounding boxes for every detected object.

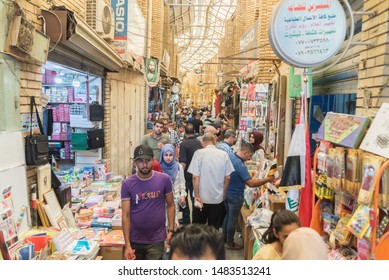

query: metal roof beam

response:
[170,10,191,24]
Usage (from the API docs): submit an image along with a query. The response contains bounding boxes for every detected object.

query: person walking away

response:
[140,120,171,160]
[217,129,236,154]
[252,209,300,259]
[224,143,275,250]
[178,124,203,224]
[187,133,234,229]
[160,144,186,227]
[197,125,218,142]
[216,129,237,228]
[121,145,175,260]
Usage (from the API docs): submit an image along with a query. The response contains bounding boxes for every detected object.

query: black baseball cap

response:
[133,145,154,160]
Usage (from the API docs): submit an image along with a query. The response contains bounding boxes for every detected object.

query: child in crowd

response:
[252,209,300,260]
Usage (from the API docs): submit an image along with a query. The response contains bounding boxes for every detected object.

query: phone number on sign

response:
[211,266,271,276]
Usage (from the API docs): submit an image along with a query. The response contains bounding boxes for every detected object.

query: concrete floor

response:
[225,232,245,260]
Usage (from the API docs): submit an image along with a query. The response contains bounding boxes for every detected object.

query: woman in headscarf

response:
[281,227,329,260]
[246,130,265,166]
[160,144,187,228]
[253,210,300,260]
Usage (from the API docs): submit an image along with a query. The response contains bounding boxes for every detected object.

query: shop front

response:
[41,8,123,171]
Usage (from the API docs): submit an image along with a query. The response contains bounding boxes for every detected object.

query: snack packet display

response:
[334,147,345,191]
[326,148,336,190]
[379,168,389,209]
[347,204,371,239]
[334,214,352,245]
[357,153,384,205]
[345,149,363,195]
[357,238,371,260]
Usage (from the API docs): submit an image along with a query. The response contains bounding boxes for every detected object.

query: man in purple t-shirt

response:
[121,144,175,260]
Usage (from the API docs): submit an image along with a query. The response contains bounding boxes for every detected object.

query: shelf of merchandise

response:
[312,145,389,259]
[371,160,389,258]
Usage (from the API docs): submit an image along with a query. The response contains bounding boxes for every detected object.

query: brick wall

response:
[151,0,164,60]
[245,0,257,30]
[356,0,389,117]
[255,0,278,83]
[234,0,247,56]
[137,0,149,18]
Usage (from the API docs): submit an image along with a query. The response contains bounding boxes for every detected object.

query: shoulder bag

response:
[87,128,105,149]
[25,96,49,165]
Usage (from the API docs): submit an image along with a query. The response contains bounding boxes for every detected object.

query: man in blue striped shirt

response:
[217,129,236,154]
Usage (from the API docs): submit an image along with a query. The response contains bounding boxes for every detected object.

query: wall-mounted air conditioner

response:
[86,0,115,41]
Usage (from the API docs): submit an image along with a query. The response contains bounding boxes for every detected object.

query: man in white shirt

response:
[187,133,234,229]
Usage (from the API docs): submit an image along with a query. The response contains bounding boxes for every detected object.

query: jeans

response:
[130,242,165,260]
[223,195,244,244]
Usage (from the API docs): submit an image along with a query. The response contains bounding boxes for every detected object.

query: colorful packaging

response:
[358,153,384,205]
[334,147,345,190]
[347,204,371,239]
[326,148,336,190]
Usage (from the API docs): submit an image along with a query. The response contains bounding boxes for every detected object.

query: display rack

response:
[371,160,389,257]
[312,144,389,260]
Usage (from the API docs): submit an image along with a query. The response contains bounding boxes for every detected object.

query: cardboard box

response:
[268,194,285,212]
[99,246,124,260]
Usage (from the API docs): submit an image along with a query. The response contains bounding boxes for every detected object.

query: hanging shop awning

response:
[41,9,123,73]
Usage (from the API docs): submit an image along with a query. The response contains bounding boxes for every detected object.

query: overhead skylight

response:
[168,0,237,73]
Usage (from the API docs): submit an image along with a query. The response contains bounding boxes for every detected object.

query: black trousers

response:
[192,201,225,230]
[181,177,194,224]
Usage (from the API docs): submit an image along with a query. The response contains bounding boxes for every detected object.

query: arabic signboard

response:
[269,0,347,67]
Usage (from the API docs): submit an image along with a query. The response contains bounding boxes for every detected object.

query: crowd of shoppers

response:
[122,107,328,260]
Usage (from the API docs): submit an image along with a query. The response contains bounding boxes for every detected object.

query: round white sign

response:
[269,0,347,67]
[172,85,180,94]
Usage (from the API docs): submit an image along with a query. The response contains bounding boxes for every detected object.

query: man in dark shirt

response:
[178,124,203,224]
[189,112,203,135]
